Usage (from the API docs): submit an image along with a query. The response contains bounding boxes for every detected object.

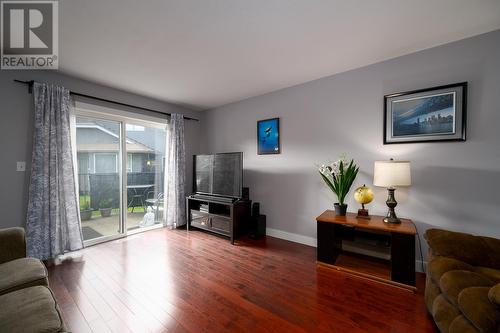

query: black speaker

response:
[242,187,249,200]
[252,202,260,217]
[249,214,266,239]
[256,214,266,237]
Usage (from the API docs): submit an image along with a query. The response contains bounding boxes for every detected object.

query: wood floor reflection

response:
[47,228,437,333]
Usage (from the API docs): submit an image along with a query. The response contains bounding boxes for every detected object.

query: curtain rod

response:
[13,79,199,121]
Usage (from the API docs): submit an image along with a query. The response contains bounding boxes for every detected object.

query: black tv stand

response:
[186,195,251,244]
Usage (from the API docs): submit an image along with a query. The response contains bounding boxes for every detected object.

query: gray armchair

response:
[0,227,26,264]
[0,227,68,332]
[0,227,48,295]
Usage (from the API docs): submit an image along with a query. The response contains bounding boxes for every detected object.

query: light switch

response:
[16,161,26,172]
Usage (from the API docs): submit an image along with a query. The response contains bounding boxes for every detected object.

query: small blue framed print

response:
[257,118,280,154]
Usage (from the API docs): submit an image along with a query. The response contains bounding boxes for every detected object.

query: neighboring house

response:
[76,121,164,174]
[76,120,165,195]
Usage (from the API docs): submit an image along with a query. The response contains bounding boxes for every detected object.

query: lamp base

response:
[383,216,401,224]
[383,188,402,224]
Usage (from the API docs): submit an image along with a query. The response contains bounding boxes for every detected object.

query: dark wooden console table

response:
[316,211,416,291]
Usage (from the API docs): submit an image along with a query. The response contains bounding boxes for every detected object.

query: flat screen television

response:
[193,152,243,198]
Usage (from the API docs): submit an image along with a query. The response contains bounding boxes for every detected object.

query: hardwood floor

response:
[47,228,437,333]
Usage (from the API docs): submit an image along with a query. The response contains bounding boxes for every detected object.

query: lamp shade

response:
[373,160,411,188]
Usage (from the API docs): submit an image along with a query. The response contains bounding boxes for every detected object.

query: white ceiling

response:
[60,0,500,110]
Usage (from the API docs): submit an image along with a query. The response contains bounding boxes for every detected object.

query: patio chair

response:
[127,188,145,213]
[145,192,164,222]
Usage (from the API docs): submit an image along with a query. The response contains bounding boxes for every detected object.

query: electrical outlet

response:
[16,161,26,172]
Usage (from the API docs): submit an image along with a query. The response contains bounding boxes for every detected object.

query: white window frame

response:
[74,99,168,130]
[126,124,145,131]
[70,100,169,244]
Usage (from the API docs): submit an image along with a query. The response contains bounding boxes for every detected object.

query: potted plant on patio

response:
[318,155,359,216]
[99,198,113,218]
[80,200,93,221]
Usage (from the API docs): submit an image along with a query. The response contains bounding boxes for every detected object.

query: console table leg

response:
[391,233,416,286]
[317,222,342,264]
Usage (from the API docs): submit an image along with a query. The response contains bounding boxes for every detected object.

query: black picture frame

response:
[383,82,467,144]
[257,117,280,155]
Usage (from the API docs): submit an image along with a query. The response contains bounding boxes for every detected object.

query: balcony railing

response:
[78,172,164,210]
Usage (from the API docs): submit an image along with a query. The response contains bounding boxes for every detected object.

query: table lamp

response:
[373,159,411,224]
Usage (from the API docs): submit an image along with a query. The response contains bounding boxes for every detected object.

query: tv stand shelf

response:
[186,195,251,244]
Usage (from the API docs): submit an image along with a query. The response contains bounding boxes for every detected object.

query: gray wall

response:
[202,30,500,259]
[0,70,202,228]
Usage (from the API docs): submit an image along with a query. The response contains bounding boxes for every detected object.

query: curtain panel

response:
[165,114,186,227]
[26,82,83,260]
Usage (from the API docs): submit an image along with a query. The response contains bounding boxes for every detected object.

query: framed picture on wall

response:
[384,82,467,144]
[257,118,280,154]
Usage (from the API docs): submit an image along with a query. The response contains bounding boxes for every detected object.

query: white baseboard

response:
[266,227,427,274]
[266,228,317,247]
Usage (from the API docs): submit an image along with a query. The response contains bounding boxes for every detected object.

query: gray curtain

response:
[26,82,83,260]
[165,114,186,227]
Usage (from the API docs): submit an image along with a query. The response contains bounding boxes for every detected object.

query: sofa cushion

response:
[0,228,26,264]
[458,286,500,333]
[440,270,494,306]
[425,273,442,313]
[449,315,480,333]
[489,283,500,306]
[428,256,474,285]
[482,238,500,270]
[475,267,500,284]
[0,257,48,295]
[0,286,65,333]
[432,294,461,333]
[425,229,500,268]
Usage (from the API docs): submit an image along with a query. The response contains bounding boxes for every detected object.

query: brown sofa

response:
[425,228,500,333]
[0,228,67,333]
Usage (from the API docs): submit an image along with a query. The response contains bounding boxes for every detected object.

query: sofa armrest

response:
[0,228,26,264]
[489,283,500,306]
[424,228,492,267]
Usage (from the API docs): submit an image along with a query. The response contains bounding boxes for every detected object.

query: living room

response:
[1,1,500,332]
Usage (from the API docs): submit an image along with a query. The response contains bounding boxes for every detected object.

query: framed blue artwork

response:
[384,82,467,144]
[257,118,280,154]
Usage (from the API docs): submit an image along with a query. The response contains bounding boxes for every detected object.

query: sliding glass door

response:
[76,116,123,243]
[125,123,166,231]
[73,111,167,244]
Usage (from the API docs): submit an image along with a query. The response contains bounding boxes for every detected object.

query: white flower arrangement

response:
[318,155,359,206]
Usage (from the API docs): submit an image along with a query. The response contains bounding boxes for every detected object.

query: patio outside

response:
[76,116,166,242]
[80,205,164,241]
